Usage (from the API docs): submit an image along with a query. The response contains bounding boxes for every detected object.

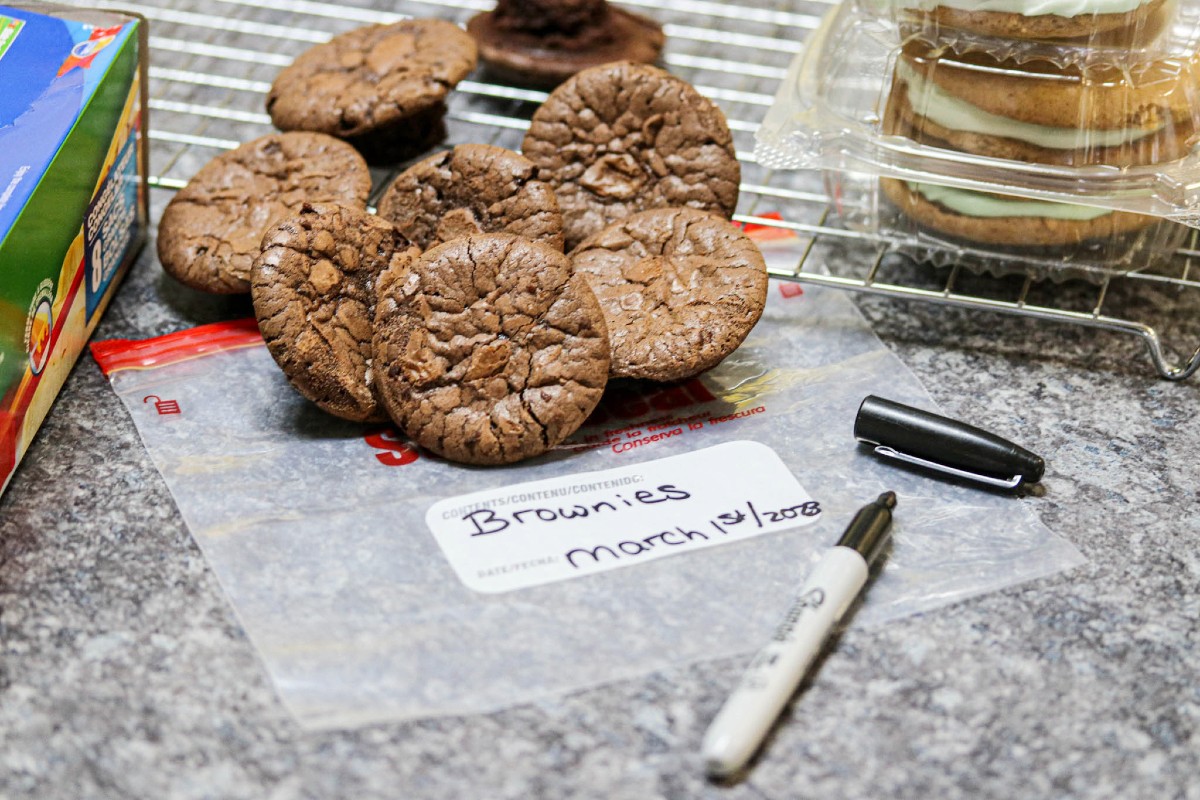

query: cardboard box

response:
[0,2,148,497]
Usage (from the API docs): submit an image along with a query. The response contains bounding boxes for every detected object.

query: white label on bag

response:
[426,441,822,593]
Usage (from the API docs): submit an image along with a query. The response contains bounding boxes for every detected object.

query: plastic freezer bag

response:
[93,284,1083,730]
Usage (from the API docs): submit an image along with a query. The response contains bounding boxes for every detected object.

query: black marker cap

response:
[855,396,1045,486]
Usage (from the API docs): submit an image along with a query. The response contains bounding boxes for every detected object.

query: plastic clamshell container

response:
[756,2,1200,224]
[758,0,1200,277]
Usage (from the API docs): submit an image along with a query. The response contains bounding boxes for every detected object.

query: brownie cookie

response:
[570,208,767,382]
[157,132,371,294]
[252,203,419,423]
[467,0,664,89]
[522,62,740,249]
[376,144,565,251]
[373,233,609,465]
[266,19,477,162]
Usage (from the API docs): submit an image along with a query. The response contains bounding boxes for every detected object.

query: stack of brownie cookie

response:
[158,26,767,465]
[266,18,478,162]
[158,18,481,295]
[467,0,665,88]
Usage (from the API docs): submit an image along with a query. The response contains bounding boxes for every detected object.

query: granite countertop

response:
[2,0,1198,797]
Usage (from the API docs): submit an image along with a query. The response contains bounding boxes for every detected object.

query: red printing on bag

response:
[364,427,420,466]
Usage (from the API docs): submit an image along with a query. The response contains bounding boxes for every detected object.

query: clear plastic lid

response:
[756,2,1200,225]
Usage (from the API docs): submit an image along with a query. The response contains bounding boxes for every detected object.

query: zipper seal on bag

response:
[90,318,263,377]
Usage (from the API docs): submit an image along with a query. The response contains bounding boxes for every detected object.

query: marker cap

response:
[854,396,1045,489]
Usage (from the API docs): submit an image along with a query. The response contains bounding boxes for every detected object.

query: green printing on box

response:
[0,16,25,59]
[0,2,148,496]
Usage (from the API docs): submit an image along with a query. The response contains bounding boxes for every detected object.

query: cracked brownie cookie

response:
[522,62,740,249]
[266,19,477,162]
[373,233,609,465]
[376,144,565,251]
[570,207,767,382]
[157,132,371,294]
[252,203,420,423]
[467,0,664,89]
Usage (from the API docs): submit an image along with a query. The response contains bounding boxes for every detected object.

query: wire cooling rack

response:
[72,0,1200,379]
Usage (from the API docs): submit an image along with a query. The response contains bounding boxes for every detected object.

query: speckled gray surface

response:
[2,0,1199,797]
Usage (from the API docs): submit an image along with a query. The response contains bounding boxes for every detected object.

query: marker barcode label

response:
[426,441,822,593]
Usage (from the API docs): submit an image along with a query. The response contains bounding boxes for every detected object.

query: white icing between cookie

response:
[910,182,1113,220]
[895,60,1163,149]
[913,0,1148,15]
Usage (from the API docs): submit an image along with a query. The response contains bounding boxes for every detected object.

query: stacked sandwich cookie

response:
[756,0,1200,280]
[883,42,1199,169]
[877,18,1199,272]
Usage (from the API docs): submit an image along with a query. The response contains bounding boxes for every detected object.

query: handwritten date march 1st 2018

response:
[425,442,824,593]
